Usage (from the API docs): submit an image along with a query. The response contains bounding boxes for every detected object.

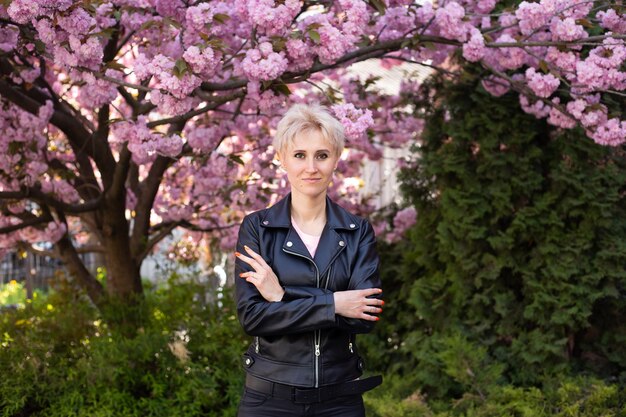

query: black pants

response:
[237,387,366,417]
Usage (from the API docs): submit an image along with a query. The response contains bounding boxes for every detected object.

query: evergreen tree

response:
[366,72,626,400]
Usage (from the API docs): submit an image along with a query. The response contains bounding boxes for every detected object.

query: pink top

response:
[291,217,322,258]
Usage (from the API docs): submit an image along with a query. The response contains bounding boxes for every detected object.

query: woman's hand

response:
[236,245,285,302]
[334,288,384,321]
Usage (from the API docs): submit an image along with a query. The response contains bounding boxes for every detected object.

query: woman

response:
[234,103,384,417]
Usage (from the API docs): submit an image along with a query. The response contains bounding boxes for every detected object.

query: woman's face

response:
[278,129,340,200]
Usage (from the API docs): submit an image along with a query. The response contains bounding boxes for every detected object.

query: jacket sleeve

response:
[235,215,337,337]
[282,220,383,334]
[336,220,382,333]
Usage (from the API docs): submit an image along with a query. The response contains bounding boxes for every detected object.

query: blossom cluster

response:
[0,0,624,258]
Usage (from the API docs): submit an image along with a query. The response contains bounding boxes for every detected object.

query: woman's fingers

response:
[359,288,383,298]
[243,245,271,271]
[235,250,264,273]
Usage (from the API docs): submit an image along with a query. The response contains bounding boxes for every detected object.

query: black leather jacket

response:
[235,194,382,388]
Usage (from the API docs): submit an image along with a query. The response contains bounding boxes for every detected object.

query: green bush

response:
[360,68,626,416]
[0,272,247,417]
[387,72,625,386]
[364,339,625,417]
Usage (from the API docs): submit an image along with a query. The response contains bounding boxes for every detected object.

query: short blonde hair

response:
[273,103,345,156]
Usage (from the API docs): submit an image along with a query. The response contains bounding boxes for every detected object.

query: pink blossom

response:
[331,103,373,141]
[313,22,353,64]
[18,67,40,84]
[590,118,626,146]
[156,134,184,158]
[588,37,626,70]
[519,95,550,118]
[386,207,417,242]
[241,42,288,81]
[76,70,120,109]
[7,0,42,24]
[476,0,496,14]
[0,27,18,52]
[547,98,576,128]
[154,0,185,19]
[339,0,370,38]
[183,46,220,77]
[435,2,471,42]
[515,1,550,35]
[481,76,510,97]
[185,3,214,31]
[41,178,80,204]
[33,18,58,45]
[463,28,486,62]
[146,54,201,98]
[575,60,606,91]
[244,0,299,36]
[186,127,222,153]
[597,9,626,33]
[150,91,196,116]
[525,67,560,98]
[285,38,314,71]
[57,7,96,36]
[375,7,414,42]
[489,34,527,70]
[415,2,435,25]
[550,17,587,42]
[545,47,578,74]
[96,3,117,29]
[44,221,67,243]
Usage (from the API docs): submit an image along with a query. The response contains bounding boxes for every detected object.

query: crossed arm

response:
[236,244,384,321]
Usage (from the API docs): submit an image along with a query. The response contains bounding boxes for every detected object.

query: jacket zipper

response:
[283,247,321,387]
[255,336,260,353]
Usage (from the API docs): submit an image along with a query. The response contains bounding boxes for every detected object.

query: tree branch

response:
[54,232,106,306]
[0,215,52,234]
[130,121,186,259]
[136,221,179,263]
[0,187,104,215]
[146,91,246,128]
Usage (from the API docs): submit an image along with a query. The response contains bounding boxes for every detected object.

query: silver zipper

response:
[283,247,321,387]
[349,342,353,353]
[255,336,260,353]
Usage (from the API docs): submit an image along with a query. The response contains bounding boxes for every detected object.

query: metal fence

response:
[0,251,100,292]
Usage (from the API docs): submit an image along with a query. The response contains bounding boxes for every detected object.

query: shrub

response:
[0,272,248,417]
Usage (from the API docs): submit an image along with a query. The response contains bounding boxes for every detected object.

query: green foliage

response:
[396,72,626,388]
[360,69,626,416]
[364,338,625,417]
[0,280,27,306]
[0,273,247,417]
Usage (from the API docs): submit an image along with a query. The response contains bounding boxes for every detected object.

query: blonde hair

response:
[273,103,345,156]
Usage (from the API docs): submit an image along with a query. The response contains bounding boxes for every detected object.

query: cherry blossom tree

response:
[0,0,623,309]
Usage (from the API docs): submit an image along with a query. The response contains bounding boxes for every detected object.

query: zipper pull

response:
[349,342,353,353]
[315,344,320,356]
[255,337,260,353]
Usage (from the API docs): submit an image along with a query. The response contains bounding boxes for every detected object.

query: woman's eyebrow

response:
[291,148,332,153]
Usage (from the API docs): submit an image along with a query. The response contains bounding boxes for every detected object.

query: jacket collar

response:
[260,193,360,278]
[260,193,360,232]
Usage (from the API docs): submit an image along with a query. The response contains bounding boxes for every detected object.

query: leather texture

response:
[235,193,382,388]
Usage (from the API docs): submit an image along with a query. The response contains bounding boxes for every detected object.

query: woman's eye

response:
[316,153,329,160]
[294,153,305,159]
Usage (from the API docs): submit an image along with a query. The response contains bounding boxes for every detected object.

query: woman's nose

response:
[305,158,317,172]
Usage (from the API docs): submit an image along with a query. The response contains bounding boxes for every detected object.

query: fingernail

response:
[239,273,244,277]
[235,252,241,257]
[376,317,380,321]
[381,301,385,306]
[244,245,250,250]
